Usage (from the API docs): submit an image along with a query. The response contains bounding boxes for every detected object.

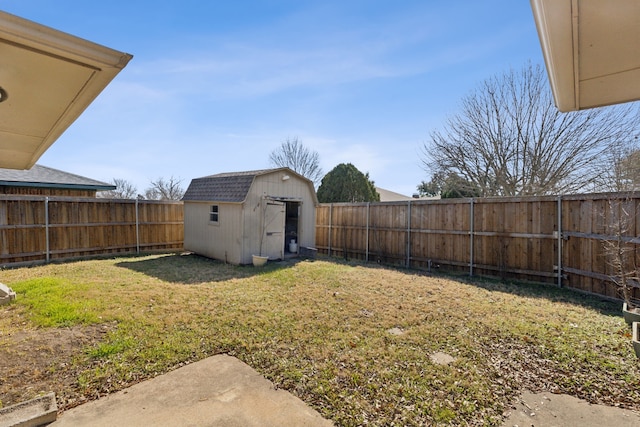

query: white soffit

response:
[530,0,640,112]
[0,11,132,169]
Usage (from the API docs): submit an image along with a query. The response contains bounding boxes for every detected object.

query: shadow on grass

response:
[118,252,621,317]
[324,254,623,318]
[415,267,622,318]
[115,252,296,284]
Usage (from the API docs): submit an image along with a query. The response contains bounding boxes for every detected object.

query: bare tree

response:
[98,178,138,199]
[421,63,640,197]
[594,140,640,192]
[602,197,639,313]
[269,137,323,185]
[144,176,185,200]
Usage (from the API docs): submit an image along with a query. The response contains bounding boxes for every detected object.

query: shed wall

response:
[184,201,243,264]
[240,172,316,264]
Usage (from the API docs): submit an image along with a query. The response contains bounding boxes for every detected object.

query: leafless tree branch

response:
[421,63,640,197]
[98,178,138,199]
[144,176,185,201]
[269,137,323,185]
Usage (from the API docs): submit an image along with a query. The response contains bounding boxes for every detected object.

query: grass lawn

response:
[1,253,639,426]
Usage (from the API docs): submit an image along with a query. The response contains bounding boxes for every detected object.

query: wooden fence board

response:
[316,194,640,302]
[0,196,183,266]
[6,193,640,302]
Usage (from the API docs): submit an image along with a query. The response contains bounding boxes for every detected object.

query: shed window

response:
[209,205,219,223]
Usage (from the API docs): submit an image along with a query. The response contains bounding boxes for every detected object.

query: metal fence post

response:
[328,204,332,257]
[45,196,50,262]
[366,202,370,262]
[136,199,140,254]
[557,195,562,287]
[470,198,474,277]
[406,200,411,268]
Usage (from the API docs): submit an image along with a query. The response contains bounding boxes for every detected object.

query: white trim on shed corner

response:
[0,11,132,169]
[530,0,640,112]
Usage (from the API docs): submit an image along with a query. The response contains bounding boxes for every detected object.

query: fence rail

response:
[3,193,639,303]
[315,193,640,301]
[0,195,183,266]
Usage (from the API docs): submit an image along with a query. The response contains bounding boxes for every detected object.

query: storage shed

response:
[183,168,318,265]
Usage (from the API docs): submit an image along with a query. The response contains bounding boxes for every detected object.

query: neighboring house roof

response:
[376,187,414,202]
[530,0,640,111]
[183,168,317,203]
[0,11,132,169]
[375,187,441,202]
[0,164,115,191]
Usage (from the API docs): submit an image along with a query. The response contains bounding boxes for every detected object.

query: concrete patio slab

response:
[50,354,333,427]
[502,391,640,427]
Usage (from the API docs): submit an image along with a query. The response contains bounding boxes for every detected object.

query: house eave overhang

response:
[0,11,133,169]
[530,0,640,112]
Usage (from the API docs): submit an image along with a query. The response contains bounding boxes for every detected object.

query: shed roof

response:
[0,164,115,191]
[183,168,317,203]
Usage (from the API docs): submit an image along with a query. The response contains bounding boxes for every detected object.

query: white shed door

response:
[263,200,285,260]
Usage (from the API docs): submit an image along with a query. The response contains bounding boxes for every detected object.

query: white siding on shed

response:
[184,201,244,264]
[183,168,317,265]
[239,171,316,264]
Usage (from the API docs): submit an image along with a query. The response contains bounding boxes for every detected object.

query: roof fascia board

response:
[0,11,133,169]
[0,11,131,69]
[530,0,577,111]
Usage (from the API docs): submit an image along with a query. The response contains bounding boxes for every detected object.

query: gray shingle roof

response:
[183,175,255,203]
[0,164,115,190]
[183,168,299,202]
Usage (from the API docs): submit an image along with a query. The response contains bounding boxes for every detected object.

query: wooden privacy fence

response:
[315,193,640,301]
[0,195,183,266]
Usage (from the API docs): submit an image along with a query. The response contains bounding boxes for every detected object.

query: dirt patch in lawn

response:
[0,319,113,409]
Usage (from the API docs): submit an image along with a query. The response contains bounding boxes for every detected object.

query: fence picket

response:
[315,194,640,301]
[0,195,183,266]
[2,193,639,302]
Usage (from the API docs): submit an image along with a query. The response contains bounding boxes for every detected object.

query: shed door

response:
[263,200,285,260]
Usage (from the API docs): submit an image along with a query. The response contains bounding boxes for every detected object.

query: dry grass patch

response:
[0,253,638,425]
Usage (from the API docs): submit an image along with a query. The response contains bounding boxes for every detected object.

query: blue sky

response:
[3,1,544,196]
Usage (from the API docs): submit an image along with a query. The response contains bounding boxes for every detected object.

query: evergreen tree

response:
[317,163,379,203]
